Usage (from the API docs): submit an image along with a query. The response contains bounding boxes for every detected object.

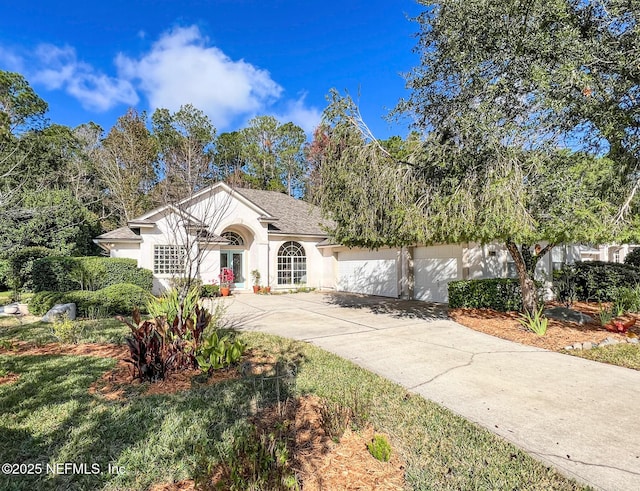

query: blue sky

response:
[0,0,423,138]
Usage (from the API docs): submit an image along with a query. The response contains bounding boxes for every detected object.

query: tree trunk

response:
[505,239,554,314]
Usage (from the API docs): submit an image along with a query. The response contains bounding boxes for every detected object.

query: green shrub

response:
[367,434,392,462]
[29,284,152,317]
[195,331,246,372]
[551,268,577,306]
[28,256,153,293]
[0,259,9,290]
[624,248,640,268]
[611,285,640,314]
[3,246,54,295]
[95,283,153,315]
[29,291,66,316]
[200,284,220,298]
[448,278,534,311]
[554,262,640,302]
[28,256,78,292]
[101,259,153,291]
[517,307,548,336]
[51,314,84,344]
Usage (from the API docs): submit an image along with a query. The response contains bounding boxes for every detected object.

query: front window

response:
[222,231,244,246]
[153,245,185,275]
[277,241,306,285]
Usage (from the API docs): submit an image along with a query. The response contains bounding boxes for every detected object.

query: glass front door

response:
[220,250,244,288]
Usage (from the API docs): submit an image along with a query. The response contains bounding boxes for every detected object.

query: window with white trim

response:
[277,241,306,285]
[221,231,244,246]
[153,245,185,275]
[552,246,567,271]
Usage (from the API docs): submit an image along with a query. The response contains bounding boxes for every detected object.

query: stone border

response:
[564,336,639,351]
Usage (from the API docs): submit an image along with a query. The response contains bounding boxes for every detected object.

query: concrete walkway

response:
[220,292,640,491]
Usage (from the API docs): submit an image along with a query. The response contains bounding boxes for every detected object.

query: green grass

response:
[0,317,128,345]
[565,343,640,370]
[0,328,587,490]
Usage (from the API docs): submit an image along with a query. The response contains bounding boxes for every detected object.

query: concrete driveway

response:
[220,291,640,491]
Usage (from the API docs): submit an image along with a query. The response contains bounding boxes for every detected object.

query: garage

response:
[413,245,463,303]
[337,249,399,298]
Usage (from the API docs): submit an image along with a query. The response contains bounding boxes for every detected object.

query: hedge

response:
[29,283,153,317]
[624,248,640,268]
[448,278,537,312]
[553,261,640,302]
[28,257,153,293]
[2,246,54,291]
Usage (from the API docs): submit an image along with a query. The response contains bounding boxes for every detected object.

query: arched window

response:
[222,231,244,246]
[277,241,306,285]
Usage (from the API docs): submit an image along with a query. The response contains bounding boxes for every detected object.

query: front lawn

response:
[0,318,586,490]
[562,343,640,370]
[0,316,128,345]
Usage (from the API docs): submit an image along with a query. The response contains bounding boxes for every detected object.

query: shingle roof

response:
[234,188,331,236]
[95,226,142,241]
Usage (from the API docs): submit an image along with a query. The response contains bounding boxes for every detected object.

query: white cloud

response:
[0,26,322,131]
[31,44,138,111]
[274,92,323,135]
[0,47,25,72]
[116,26,283,128]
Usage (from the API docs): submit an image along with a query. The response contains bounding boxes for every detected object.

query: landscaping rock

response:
[543,307,593,325]
[1,303,20,315]
[42,303,76,323]
[598,338,613,347]
[564,345,574,351]
[582,342,593,350]
[572,342,583,350]
[628,337,639,344]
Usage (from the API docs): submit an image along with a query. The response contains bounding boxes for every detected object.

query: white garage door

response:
[414,245,462,303]
[337,249,398,298]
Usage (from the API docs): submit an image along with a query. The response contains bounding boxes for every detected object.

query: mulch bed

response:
[150,395,406,491]
[449,301,640,351]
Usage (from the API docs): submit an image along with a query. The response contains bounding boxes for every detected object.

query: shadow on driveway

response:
[322,292,449,321]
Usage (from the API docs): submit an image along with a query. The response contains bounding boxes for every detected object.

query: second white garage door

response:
[414,245,462,303]
[337,249,398,298]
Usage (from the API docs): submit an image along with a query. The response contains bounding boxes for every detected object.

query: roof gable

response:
[234,188,330,236]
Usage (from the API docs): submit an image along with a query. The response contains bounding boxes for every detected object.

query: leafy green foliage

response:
[517,307,548,336]
[552,268,578,307]
[554,262,640,302]
[29,284,152,317]
[597,305,614,327]
[200,284,220,298]
[195,331,246,372]
[28,256,153,293]
[147,287,200,323]
[51,314,84,344]
[612,286,640,315]
[2,246,53,297]
[624,248,640,268]
[97,283,154,315]
[367,434,392,462]
[2,188,102,256]
[448,279,533,312]
[120,292,215,381]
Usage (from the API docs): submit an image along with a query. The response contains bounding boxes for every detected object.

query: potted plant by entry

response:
[219,268,234,296]
[250,269,261,293]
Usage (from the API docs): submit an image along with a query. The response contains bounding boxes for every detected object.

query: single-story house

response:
[94,182,580,302]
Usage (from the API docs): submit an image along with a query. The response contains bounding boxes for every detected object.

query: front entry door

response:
[220,250,244,288]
